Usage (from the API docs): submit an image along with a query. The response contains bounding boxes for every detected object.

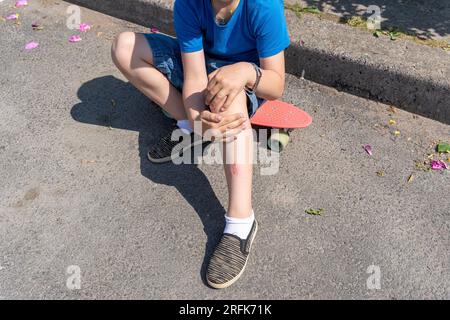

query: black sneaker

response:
[147,126,207,164]
[206,220,258,289]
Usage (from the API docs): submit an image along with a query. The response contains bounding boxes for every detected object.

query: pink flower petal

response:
[78,23,91,32]
[150,27,160,33]
[430,160,447,170]
[68,35,82,43]
[25,41,39,50]
[15,0,28,7]
[363,144,373,156]
[6,13,19,20]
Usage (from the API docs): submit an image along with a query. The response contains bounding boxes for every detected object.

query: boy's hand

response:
[198,110,248,142]
[205,62,253,113]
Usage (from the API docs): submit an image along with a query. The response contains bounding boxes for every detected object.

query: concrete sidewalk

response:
[288,0,450,42]
[65,0,450,125]
[1,1,449,299]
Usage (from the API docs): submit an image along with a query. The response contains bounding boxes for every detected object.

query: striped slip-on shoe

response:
[206,220,258,289]
[147,125,208,164]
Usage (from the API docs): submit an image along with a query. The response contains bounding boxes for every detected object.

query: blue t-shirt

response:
[173,0,290,64]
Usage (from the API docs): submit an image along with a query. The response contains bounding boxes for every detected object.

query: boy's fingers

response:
[201,110,222,123]
[207,71,219,92]
[220,90,238,112]
[207,69,219,83]
[219,113,247,130]
[205,83,222,106]
[210,90,228,112]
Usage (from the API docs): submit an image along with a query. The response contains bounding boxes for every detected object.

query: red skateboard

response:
[161,100,312,152]
[250,100,312,152]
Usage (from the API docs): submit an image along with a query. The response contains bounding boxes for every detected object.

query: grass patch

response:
[343,16,367,28]
[372,27,406,41]
[285,4,321,16]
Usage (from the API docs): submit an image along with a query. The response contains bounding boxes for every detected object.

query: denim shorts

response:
[142,33,265,117]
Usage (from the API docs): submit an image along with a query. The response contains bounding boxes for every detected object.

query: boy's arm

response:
[206,51,286,113]
[181,51,248,138]
[256,51,286,100]
[180,50,209,127]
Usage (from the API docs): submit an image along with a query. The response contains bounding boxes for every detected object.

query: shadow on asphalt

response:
[300,0,450,39]
[71,75,225,286]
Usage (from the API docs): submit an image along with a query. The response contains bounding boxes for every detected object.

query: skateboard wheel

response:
[161,109,174,119]
[268,131,290,152]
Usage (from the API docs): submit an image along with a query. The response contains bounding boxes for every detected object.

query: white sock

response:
[224,211,255,240]
[177,119,193,134]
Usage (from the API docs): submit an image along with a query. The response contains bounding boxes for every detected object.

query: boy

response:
[111,0,290,289]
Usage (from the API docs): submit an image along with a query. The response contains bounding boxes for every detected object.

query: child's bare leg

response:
[206,90,256,289]
[221,91,253,221]
[111,32,187,120]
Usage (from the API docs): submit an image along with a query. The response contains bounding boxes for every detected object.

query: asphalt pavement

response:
[0,0,449,299]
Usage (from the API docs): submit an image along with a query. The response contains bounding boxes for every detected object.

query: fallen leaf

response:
[389,30,402,41]
[376,170,385,177]
[373,30,383,38]
[81,159,96,164]
[32,22,44,30]
[25,41,39,50]
[363,144,373,156]
[389,119,396,125]
[305,208,324,216]
[393,130,401,136]
[437,142,450,153]
[387,106,397,113]
[407,174,414,183]
[96,31,103,37]
[68,35,82,43]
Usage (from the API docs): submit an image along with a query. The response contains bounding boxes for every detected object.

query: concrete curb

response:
[67,0,450,124]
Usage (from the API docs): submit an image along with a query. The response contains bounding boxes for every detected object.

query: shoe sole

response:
[207,221,258,289]
[147,139,209,164]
